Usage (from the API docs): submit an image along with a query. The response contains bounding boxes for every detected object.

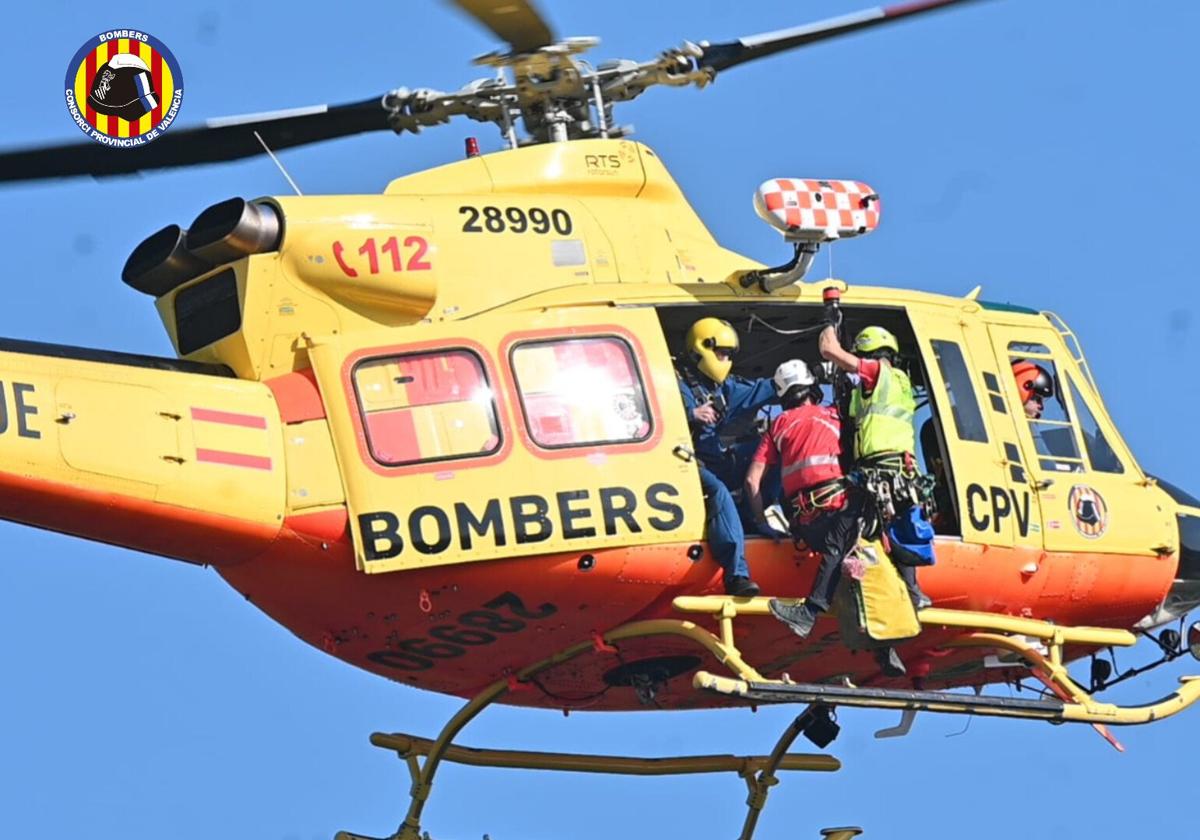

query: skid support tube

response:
[673,597,1137,649]
[369,732,839,776]
[348,618,771,840]
[695,644,1200,729]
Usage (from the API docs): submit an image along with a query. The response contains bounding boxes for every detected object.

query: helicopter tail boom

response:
[0,339,287,565]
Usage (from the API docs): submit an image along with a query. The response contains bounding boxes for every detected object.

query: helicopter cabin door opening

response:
[653,302,971,541]
[307,306,705,574]
[984,316,1174,557]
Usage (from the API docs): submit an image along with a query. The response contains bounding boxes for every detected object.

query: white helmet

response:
[773,359,816,398]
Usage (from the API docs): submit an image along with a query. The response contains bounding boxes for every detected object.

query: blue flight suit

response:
[678,370,777,584]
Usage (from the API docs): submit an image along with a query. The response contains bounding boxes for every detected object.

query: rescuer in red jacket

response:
[744,359,906,677]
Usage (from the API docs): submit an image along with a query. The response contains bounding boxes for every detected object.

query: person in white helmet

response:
[744,358,905,677]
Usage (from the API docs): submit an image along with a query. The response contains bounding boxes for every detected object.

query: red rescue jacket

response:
[754,404,844,498]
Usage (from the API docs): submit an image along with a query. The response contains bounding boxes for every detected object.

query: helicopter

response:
[2,1,1200,840]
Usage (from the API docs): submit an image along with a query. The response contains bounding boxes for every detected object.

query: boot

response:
[874,646,907,677]
[769,599,818,638]
[910,587,933,611]
[899,566,932,610]
[725,576,761,598]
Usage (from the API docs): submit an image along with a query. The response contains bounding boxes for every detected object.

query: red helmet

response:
[1012,360,1053,402]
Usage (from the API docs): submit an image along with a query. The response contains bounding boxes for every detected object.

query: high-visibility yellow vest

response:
[850,361,915,458]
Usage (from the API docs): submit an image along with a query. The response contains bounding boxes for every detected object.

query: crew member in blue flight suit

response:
[677,317,777,597]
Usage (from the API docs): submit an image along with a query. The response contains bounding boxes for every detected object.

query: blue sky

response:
[0,2,1198,838]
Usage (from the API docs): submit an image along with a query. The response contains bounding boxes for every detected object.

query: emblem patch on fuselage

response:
[1068,484,1108,539]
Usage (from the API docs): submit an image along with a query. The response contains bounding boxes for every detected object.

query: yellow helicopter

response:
[1,2,1198,838]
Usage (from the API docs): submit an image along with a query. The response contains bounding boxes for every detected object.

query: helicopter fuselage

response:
[0,139,1193,709]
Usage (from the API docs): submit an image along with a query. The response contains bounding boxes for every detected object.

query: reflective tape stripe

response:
[781,454,840,477]
[813,417,841,437]
[863,403,914,422]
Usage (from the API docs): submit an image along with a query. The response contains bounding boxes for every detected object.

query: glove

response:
[824,305,843,330]
[756,520,787,541]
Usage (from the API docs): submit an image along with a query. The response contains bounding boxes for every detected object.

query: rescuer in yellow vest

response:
[819,323,931,616]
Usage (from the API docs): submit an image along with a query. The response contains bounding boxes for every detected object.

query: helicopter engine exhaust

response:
[122,198,283,299]
[186,197,282,265]
[121,223,213,297]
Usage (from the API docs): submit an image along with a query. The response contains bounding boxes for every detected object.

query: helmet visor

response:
[1029,370,1054,399]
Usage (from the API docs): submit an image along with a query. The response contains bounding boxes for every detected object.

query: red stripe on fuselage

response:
[190,407,268,429]
[195,448,272,470]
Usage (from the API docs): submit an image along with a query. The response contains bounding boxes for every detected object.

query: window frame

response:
[1061,372,1126,475]
[930,338,990,444]
[341,338,511,475]
[509,334,655,451]
[501,326,664,461]
[1005,343,1088,474]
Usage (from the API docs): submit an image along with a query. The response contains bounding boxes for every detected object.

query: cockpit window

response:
[1007,353,1085,473]
[1064,374,1124,474]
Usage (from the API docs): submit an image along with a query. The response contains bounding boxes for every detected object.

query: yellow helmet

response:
[685,317,739,384]
[854,325,899,356]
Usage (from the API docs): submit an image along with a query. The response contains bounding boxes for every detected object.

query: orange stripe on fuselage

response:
[216,529,1179,711]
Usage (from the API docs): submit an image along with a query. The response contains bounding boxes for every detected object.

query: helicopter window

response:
[930,340,988,443]
[1008,341,1052,356]
[980,371,1007,414]
[353,349,500,466]
[511,336,651,448]
[1007,355,1085,473]
[1064,374,1124,474]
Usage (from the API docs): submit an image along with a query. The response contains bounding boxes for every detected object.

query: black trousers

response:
[795,490,866,613]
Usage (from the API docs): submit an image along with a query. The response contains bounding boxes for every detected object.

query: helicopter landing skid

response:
[335,603,1200,839]
[675,597,1200,742]
[335,618,846,840]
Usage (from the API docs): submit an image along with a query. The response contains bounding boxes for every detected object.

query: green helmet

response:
[854,325,899,355]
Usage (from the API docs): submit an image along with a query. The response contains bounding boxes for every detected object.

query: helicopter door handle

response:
[673,445,695,463]
[1033,478,1055,491]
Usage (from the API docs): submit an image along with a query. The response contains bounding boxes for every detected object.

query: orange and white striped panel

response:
[754,178,881,241]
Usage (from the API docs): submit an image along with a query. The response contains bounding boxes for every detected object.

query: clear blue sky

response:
[1,2,1197,838]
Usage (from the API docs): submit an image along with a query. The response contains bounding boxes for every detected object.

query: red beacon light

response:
[743,178,881,292]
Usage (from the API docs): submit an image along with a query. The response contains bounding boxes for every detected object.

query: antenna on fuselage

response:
[253,130,304,196]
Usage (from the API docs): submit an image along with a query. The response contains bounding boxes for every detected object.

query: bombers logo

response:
[64,29,183,147]
[357,483,686,561]
[1068,484,1108,539]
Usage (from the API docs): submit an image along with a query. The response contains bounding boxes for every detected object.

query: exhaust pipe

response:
[186,197,282,265]
[122,224,213,297]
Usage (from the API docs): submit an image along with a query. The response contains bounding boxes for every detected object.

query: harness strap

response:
[790,478,851,525]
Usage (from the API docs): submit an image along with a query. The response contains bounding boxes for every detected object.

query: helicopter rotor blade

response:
[450,0,556,54]
[0,95,397,184]
[698,0,987,74]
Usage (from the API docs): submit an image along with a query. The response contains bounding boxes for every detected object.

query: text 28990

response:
[460,205,572,235]
[366,591,558,672]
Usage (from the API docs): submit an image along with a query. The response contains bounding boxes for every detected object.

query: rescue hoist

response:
[742,177,881,292]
